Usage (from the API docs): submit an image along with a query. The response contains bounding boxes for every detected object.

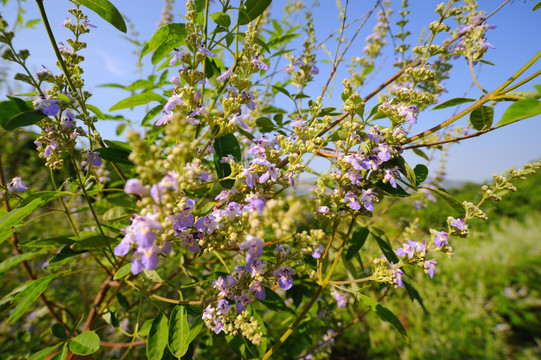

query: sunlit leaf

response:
[69,331,100,355]
[432,97,475,110]
[358,293,408,340]
[78,0,127,33]
[109,93,166,111]
[496,99,541,126]
[469,106,493,131]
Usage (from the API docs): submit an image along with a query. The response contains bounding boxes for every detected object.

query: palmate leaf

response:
[77,0,127,33]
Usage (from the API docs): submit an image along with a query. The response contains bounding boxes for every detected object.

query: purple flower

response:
[239,235,265,264]
[331,289,349,308]
[399,105,419,125]
[169,48,187,66]
[393,268,404,288]
[449,217,467,230]
[7,177,27,192]
[396,240,417,259]
[202,305,215,320]
[433,231,449,247]
[33,94,60,116]
[235,292,251,313]
[375,143,392,162]
[273,266,295,290]
[156,112,173,126]
[217,299,232,315]
[84,151,102,167]
[312,244,326,259]
[249,281,266,300]
[125,178,148,196]
[252,55,269,70]
[360,155,382,171]
[425,259,438,279]
[318,206,329,214]
[198,45,217,57]
[291,117,305,129]
[224,201,242,221]
[212,276,229,297]
[383,166,400,189]
[343,192,361,211]
[164,93,184,112]
[131,245,161,274]
[60,111,75,129]
[359,188,377,212]
[249,258,267,277]
[259,166,279,184]
[217,67,233,82]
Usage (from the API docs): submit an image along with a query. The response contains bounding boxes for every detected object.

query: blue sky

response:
[1,0,540,183]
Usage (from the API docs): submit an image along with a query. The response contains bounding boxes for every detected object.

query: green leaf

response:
[403,281,428,314]
[9,274,57,322]
[259,287,293,313]
[95,147,133,166]
[0,250,44,274]
[372,233,399,264]
[412,148,429,161]
[358,293,408,340]
[103,140,132,152]
[49,345,68,360]
[345,226,369,260]
[238,0,272,25]
[185,316,204,347]
[393,156,416,188]
[102,306,119,328]
[255,116,274,132]
[28,345,59,360]
[375,180,410,198]
[0,193,65,235]
[496,99,541,126]
[77,0,127,33]
[168,305,190,357]
[71,235,116,250]
[533,85,541,94]
[213,133,242,189]
[103,206,130,221]
[421,187,465,216]
[86,104,105,119]
[51,323,68,339]
[0,100,24,128]
[211,12,231,27]
[140,23,187,62]
[533,1,541,10]
[113,264,132,280]
[469,106,493,131]
[109,93,166,112]
[20,236,75,249]
[147,313,169,360]
[69,331,100,355]
[432,97,475,110]
[413,164,428,186]
[49,245,86,264]
[6,95,33,111]
[142,104,164,126]
[2,110,47,131]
